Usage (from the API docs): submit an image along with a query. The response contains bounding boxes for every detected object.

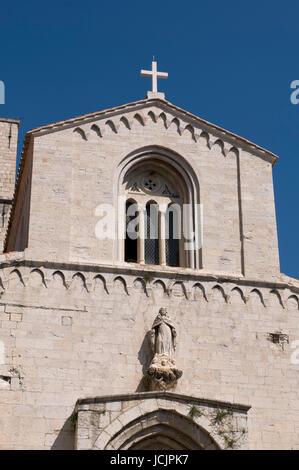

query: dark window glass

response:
[125,201,138,262]
[166,206,180,267]
[145,203,159,265]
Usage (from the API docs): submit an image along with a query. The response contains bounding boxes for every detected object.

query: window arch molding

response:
[115,145,201,269]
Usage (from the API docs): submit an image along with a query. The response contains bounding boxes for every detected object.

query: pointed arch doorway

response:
[75,392,250,450]
[102,409,217,450]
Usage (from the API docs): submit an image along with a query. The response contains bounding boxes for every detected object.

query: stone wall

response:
[0,100,292,450]
[76,392,250,450]
[6,101,280,279]
[0,254,298,449]
[0,119,19,252]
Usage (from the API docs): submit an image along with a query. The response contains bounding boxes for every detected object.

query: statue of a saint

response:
[150,308,177,356]
[145,308,182,391]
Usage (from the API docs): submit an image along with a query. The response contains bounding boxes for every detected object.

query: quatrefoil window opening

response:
[144,178,156,191]
[142,174,161,193]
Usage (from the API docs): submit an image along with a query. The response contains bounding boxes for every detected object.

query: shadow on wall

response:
[51,409,76,450]
[136,331,152,392]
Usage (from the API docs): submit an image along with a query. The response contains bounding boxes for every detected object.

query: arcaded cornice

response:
[26,97,278,165]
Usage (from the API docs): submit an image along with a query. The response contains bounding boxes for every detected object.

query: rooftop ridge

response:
[26,97,278,163]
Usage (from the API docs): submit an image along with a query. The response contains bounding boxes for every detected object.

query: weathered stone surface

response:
[144,308,182,391]
[76,393,250,450]
[0,97,297,450]
[145,354,182,391]
[0,119,19,252]
[5,99,280,280]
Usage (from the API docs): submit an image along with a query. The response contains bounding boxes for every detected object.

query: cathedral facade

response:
[0,79,298,449]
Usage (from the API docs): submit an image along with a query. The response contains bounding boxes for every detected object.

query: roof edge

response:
[0,117,20,125]
[26,97,278,165]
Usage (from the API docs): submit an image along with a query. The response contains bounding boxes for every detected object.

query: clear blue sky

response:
[0,0,298,278]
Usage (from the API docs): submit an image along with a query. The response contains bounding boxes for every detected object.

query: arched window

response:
[145,202,159,265]
[165,204,180,267]
[118,148,201,269]
[124,200,138,263]
[123,172,183,267]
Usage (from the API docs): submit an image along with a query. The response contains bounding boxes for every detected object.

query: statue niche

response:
[144,308,182,391]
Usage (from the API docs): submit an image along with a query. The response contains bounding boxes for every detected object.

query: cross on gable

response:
[140,60,168,95]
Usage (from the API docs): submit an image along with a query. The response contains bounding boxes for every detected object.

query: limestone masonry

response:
[0,94,298,449]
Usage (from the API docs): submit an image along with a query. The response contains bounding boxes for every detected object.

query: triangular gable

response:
[27,97,278,165]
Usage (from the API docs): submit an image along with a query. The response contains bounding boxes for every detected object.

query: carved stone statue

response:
[150,308,177,356]
[144,308,182,391]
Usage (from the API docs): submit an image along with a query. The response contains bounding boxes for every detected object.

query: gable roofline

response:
[27,97,278,165]
[4,97,279,251]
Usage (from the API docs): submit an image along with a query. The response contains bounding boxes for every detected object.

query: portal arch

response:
[92,402,222,450]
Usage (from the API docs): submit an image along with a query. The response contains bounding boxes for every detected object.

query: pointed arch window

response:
[145,202,159,265]
[124,199,182,268]
[124,200,138,263]
[120,155,201,269]
[165,203,180,267]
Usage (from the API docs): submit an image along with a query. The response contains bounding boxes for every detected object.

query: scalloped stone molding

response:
[0,262,298,310]
[72,107,241,159]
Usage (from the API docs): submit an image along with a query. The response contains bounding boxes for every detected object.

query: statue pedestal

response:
[144,354,183,391]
